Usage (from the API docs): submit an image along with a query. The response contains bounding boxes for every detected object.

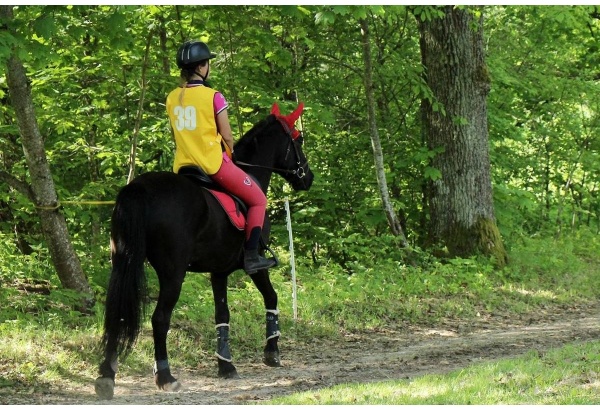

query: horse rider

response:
[166,40,277,274]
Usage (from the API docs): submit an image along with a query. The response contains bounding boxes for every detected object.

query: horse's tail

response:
[101,182,148,359]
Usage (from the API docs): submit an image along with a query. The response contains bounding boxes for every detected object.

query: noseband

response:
[234,117,309,180]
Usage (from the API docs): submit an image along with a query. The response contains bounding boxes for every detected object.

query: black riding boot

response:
[244,227,277,275]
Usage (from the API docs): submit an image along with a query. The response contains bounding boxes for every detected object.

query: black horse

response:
[95,103,313,400]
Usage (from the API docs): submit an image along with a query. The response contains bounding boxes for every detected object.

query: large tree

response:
[416,6,508,266]
[1,5,93,305]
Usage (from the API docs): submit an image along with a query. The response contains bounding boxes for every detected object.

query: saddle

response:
[178,166,246,231]
[178,166,279,265]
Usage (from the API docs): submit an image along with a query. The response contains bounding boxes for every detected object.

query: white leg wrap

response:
[215,352,233,362]
[266,331,281,341]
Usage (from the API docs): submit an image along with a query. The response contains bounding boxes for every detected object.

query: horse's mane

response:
[234,114,277,150]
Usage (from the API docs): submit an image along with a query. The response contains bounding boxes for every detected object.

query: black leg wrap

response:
[153,359,169,375]
[266,309,281,340]
[264,309,281,367]
[216,324,232,362]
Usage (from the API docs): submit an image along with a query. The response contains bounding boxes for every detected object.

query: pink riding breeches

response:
[210,152,267,240]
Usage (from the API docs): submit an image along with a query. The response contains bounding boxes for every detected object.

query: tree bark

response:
[360,17,408,246]
[1,5,94,305]
[417,6,508,266]
[127,30,153,184]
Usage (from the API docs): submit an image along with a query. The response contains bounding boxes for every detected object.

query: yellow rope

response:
[35,200,116,210]
[34,195,297,210]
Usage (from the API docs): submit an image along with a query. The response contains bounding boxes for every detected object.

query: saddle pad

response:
[206,189,245,231]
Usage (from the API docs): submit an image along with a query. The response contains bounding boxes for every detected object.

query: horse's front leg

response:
[249,269,282,367]
[151,275,184,391]
[211,273,239,378]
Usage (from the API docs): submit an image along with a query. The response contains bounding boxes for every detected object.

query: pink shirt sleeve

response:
[214,92,229,115]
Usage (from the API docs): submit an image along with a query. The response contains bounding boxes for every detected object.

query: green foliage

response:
[410,5,446,22]
[0,233,109,325]
[487,6,600,237]
[9,5,598,270]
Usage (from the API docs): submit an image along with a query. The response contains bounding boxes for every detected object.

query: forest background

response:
[1,5,600,402]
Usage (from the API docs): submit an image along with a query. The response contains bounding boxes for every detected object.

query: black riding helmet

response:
[176,41,217,70]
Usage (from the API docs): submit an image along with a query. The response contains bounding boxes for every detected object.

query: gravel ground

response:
[2,303,599,405]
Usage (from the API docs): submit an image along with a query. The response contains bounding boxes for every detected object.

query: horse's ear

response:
[270,102,281,116]
[288,102,304,124]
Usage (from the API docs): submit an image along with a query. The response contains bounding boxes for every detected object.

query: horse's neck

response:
[247,168,272,195]
[235,141,273,194]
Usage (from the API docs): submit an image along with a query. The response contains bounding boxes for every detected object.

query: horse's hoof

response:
[218,359,240,379]
[94,377,115,400]
[159,380,182,392]
[263,351,282,367]
[218,369,240,379]
[155,370,182,392]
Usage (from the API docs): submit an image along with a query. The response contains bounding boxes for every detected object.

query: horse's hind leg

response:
[249,269,282,367]
[151,272,185,391]
[211,273,239,379]
[95,346,118,400]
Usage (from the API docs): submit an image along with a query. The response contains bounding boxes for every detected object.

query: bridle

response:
[234,117,309,180]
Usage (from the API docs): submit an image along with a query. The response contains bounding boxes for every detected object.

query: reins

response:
[234,117,308,179]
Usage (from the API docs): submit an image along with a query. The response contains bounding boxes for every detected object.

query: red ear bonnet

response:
[271,102,304,140]
[283,102,304,126]
[270,102,281,116]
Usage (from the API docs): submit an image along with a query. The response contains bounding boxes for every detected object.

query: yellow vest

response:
[166,85,224,175]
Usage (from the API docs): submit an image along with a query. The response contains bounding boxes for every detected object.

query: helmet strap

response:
[194,61,210,83]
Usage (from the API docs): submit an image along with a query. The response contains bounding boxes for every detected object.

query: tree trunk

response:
[360,17,408,246]
[417,6,508,266]
[127,30,153,184]
[2,5,94,306]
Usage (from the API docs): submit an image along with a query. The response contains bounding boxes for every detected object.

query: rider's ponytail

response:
[179,67,195,105]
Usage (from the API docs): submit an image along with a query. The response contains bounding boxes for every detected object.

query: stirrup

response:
[260,238,280,267]
[244,250,277,275]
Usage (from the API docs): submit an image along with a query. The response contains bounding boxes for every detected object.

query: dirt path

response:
[8,304,600,405]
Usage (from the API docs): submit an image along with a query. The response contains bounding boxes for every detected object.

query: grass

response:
[0,228,599,403]
[265,341,600,404]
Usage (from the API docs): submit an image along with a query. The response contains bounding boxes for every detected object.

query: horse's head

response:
[235,102,314,192]
[268,102,314,191]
